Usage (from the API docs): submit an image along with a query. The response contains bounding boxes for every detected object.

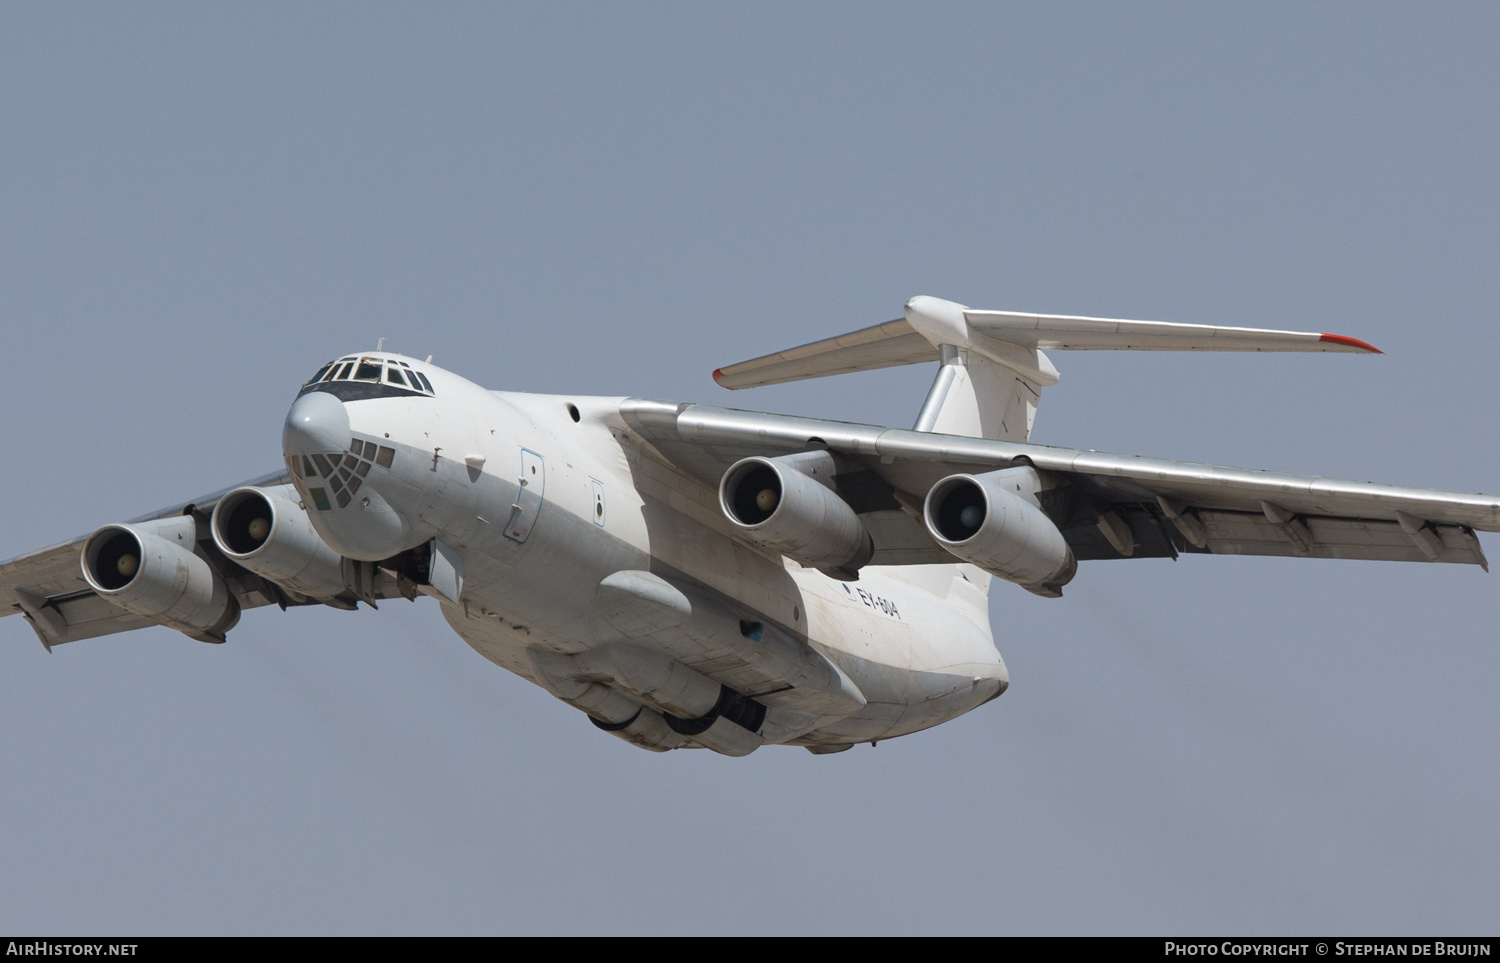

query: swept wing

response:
[0,469,381,649]
[621,399,1495,569]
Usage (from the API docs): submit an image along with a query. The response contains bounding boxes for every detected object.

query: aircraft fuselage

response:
[281,352,1007,754]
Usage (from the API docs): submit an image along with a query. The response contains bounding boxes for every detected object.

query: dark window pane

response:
[356,460,371,477]
[312,453,333,477]
[386,368,407,387]
[347,476,362,495]
[329,475,344,493]
[333,362,353,380]
[350,439,361,453]
[343,453,359,468]
[302,456,316,477]
[415,372,434,393]
[305,363,333,386]
[355,361,382,382]
[363,441,377,459]
[336,489,351,508]
[309,487,331,511]
[376,446,394,468]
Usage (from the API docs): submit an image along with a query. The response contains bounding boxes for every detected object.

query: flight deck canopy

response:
[301,356,435,395]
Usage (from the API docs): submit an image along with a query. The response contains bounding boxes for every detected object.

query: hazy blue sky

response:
[2,3,1497,935]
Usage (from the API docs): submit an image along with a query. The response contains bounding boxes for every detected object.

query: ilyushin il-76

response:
[5,297,1496,756]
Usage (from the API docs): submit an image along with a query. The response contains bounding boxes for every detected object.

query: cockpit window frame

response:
[298,355,436,398]
[304,362,335,387]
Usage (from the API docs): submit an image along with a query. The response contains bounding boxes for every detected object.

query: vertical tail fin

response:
[912,344,1043,443]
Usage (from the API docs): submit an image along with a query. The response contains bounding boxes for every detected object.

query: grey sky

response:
[2,4,1497,934]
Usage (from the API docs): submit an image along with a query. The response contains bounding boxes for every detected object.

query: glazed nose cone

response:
[283,391,351,457]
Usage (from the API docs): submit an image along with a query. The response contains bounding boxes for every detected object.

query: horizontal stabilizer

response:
[713,319,935,389]
[963,309,1382,354]
[713,297,1379,390]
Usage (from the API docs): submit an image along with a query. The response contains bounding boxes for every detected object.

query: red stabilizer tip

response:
[712,368,726,385]
[1320,333,1383,354]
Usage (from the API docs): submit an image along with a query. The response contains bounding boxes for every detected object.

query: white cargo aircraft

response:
[5,297,1498,756]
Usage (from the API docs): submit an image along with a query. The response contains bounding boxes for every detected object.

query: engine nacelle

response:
[923,467,1076,596]
[81,515,240,640]
[211,485,348,600]
[718,451,872,578]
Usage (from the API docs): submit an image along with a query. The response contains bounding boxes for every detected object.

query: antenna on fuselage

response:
[425,355,433,363]
[377,337,386,352]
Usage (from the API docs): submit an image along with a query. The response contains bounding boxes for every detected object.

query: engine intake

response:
[211,485,348,600]
[719,452,872,578]
[81,515,240,640]
[923,467,1076,596]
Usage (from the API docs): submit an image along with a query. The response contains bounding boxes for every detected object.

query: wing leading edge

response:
[620,399,1496,569]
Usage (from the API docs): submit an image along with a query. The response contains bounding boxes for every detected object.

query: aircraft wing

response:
[0,469,365,650]
[620,399,1497,568]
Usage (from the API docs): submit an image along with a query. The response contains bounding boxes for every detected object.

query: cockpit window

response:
[300,355,436,397]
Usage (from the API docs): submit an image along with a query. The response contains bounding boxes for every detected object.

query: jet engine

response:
[718,451,872,578]
[211,484,348,600]
[923,467,1076,596]
[81,515,240,640]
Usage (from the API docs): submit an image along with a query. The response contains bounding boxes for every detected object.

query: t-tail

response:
[710,296,1382,599]
[713,295,1380,445]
